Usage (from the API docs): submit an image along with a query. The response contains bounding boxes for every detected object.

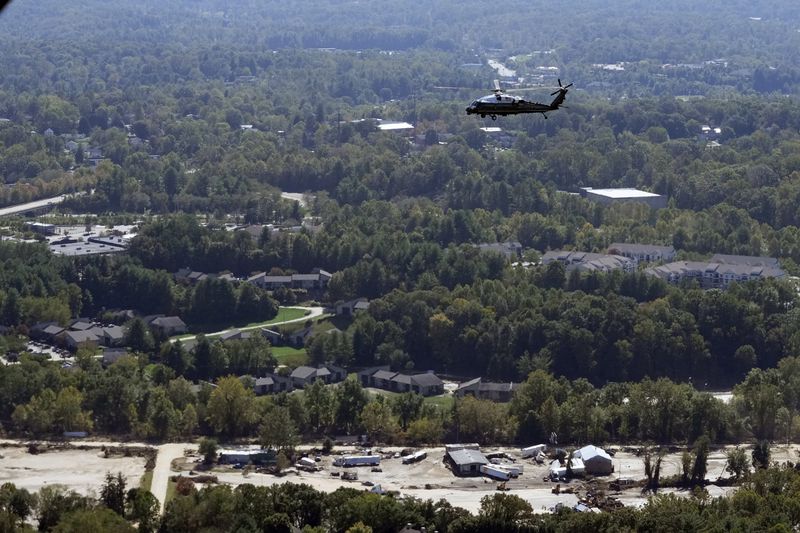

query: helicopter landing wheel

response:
[480,114,486,118]
[491,115,497,121]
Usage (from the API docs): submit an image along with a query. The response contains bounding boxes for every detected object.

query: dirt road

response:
[151,443,196,514]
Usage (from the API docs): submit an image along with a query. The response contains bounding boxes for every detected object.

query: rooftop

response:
[448,448,488,466]
[585,188,660,199]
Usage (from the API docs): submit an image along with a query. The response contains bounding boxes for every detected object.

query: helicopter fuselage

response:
[466,93,553,118]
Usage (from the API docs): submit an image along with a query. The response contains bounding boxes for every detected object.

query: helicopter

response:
[462,79,573,120]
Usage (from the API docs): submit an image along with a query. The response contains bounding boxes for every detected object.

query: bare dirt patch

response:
[0,445,148,496]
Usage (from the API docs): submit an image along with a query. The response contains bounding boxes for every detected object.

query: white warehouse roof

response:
[586,188,660,199]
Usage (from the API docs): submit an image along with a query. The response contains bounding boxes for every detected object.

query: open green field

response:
[272,346,308,367]
[173,307,311,341]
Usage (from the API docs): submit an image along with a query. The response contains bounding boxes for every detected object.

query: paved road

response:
[0,193,76,217]
[171,306,325,344]
[151,442,195,514]
[280,192,309,207]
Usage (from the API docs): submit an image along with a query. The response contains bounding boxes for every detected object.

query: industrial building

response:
[580,187,667,209]
[446,444,488,476]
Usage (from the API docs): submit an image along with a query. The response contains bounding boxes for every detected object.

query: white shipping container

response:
[334,455,381,467]
[480,464,511,481]
[521,444,547,458]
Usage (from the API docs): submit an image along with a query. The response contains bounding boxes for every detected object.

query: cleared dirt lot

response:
[0,445,147,496]
[178,444,800,514]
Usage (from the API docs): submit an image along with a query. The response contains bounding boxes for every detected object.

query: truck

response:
[480,464,511,481]
[521,444,547,459]
[401,450,427,464]
[333,455,381,467]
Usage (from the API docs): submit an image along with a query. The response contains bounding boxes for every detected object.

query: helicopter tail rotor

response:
[550,78,573,96]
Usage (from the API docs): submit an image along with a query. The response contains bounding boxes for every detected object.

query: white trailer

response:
[521,444,547,458]
[402,450,427,464]
[297,457,317,470]
[480,464,511,481]
[504,464,524,476]
[334,455,381,467]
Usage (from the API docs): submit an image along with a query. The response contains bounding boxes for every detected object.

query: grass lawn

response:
[424,394,454,410]
[365,387,454,410]
[273,346,308,367]
[173,307,311,340]
[139,470,153,492]
[165,479,177,504]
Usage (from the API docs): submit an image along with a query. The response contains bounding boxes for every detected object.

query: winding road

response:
[171,306,326,344]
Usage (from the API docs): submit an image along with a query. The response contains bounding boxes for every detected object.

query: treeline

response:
[5,348,800,447]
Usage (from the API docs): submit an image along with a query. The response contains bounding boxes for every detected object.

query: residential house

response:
[102,347,130,366]
[260,328,283,345]
[101,325,125,346]
[290,364,346,388]
[253,374,294,395]
[477,241,524,259]
[336,298,370,316]
[70,318,94,331]
[148,316,188,336]
[247,269,333,291]
[219,329,251,342]
[357,365,391,387]
[370,369,398,390]
[288,326,312,347]
[455,378,519,402]
[363,368,444,397]
[63,329,101,350]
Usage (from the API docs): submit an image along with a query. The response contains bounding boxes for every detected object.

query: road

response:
[0,193,72,217]
[280,192,309,207]
[171,306,326,344]
[151,443,195,514]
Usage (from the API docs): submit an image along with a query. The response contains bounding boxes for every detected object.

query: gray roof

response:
[709,254,780,267]
[448,448,488,467]
[103,325,125,340]
[291,274,320,281]
[150,316,186,329]
[410,373,443,387]
[391,373,413,385]
[66,330,100,343]
[264,275,293,283]
[372,370,397,381]
[291,366,317,380]
[479,381,518,392]
[456,377,482,391]
[43,324,65,335]
[254,376,274,387]
[609,243,675,254]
